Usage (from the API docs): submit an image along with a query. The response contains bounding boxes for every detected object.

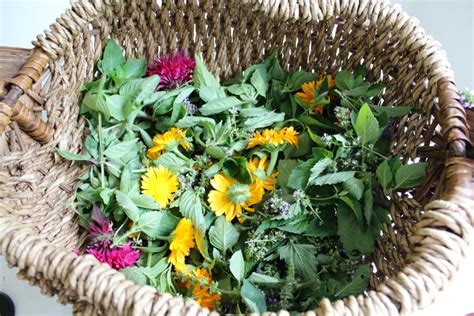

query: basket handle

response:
[0,48,54,143]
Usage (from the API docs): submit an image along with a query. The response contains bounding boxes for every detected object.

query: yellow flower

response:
[295,74,336,115]
[247,156,278,191]
[168,218,195,270]
[141,165,179,208]
[147,127,190,160]
[208,174,263,223]
[247,127,299,149]
[190,268,221,310]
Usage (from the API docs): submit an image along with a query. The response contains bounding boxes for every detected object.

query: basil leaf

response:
[230,250,245,281]
[354,103,380,145]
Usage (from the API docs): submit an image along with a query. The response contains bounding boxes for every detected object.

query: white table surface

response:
[0,1,473,315]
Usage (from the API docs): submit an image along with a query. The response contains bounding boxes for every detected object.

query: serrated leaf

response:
[335,70,355,90]
[119,76,160,104]
[116,190,140,222]
[394,162,427,189]
[371,105,412,117]
[209,216,239,253]
[248,272,280,284]
[337,203,374,255]
[175,116,216,129]
[278,242,317,280]
[287,158,318,190]
[342,177,364,200]
[241,280,267,313]
[376,160,393,191]
[155,153,186,172]
[309,171,356,186]
[178,190,205,230]
[277,159,299,187]
[193,55,220,89]
[104,139,139,159]
[339,196,363,225]
[138,211,179,238]
[334,265,370,297]
[251,68,269,97]
[230,250,245,281]
[243,111,285,130]
[308,158,333,184]
[354,104,380,145]
[131,194,159,209]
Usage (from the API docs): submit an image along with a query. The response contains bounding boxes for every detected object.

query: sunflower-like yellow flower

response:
[208,174,263,223]
[141,165,179,208]
[147,127,190,160]
[168,218,195,271]
[295,74,336,115]
[247,156,278,191]
[190,268,221,310]
[247,127,299,149]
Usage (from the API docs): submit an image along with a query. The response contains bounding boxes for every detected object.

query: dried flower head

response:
[147,52,196,90]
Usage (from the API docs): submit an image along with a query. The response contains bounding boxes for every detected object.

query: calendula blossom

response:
[168,218,195,271]
[190,268,221,310]
[208,174,263,223]
[247,127,299,149]
[147,127,190,160]
[295,74,336,115]
[141,165,179,208]
[247,156,278,191]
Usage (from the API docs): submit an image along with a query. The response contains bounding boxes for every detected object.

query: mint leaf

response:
[209,216,239,254]
[176,116,216,129]
[99,39,125,75]
[199,86,226,102]
[243,111,285,130]
[116,190,140,222]
[178,190,205,230]
[119,76,160,104]
[57,150,91,161]
[354,103,380,145]
[278,242,317,280]
[138,211,179,238]
[193,55,220,88]
[376,160,393,191]
[308,158,333,184]
[122,267,148,285]
[241,280,267,313]
[394,162,427,189]
[248,273,280,284]
[342,177,364,200]
[230,250,245,281]
[131,194,159,209]
[309,171,356,186]
[364,184,374,223]
[250,68,269,97]
[371,105,412,117]
[200,97,243,116]
[335,70,355,90]
[155,153,186,172]
[287,158,318,190]
[114,59,146,81]
[104,139,139,159]
[277,159,299,187]
[337,204,374,255]
[334,264,370,297]
[222,157,252,185]
[339,196,363,225]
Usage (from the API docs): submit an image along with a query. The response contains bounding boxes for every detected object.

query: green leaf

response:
[99,39,125,75]
[222,157,252,185]
[363,183,374,223]
[250,68,269,97]
[342,177,364,200]
[243,111,285,130]
[119,76,160,104]
[199,97,243,116]
[194,227,210,260]
[335,70,355,90]
[287,158,318,190]
[199,86,226,102]
[284,71,316,92]
[308,158,333,184]
[278,242,317,280]
[241,280,267,313]
[104,139,139,159]
[155,153,186,172]
[131,194,159,209]
[394,162,427,189]
[57,150,91,161]
[376,160,393,191]
[277,159,299,188]
[229,250,245,281]
[309,171,356,186]
[334,265,370,298]
[371,105,413,117]
[337,203,374,255]
[209,216,240,253]
[82,89,110,120]
[138,211,179,238]
[354,103,380,145]
[248,272,280,284]
[176,116,216,129]
[339,196,363,225]
[116,59,146,80]
[193,55,220,89]
[116,190,140,222]
[106,94,131,120]
[178,191,205,230]
[122,267,147,285]
[120,165,134,193]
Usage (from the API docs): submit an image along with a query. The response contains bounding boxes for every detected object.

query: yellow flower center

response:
[227,183,250,204]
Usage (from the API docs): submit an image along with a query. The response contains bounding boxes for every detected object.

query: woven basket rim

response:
[1,0,473,315]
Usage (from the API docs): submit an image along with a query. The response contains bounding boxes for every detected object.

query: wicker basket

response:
[0,0,473,315]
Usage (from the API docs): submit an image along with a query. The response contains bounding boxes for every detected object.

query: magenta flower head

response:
[88,205,114,245]
[146,52,196,90]
[86,242,140,270]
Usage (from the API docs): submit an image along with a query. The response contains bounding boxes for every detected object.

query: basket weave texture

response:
[0,0,473,315]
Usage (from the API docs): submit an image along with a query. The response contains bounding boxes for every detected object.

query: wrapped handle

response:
[0,48,54,143]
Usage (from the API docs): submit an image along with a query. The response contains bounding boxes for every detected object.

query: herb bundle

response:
[63,40,427,312]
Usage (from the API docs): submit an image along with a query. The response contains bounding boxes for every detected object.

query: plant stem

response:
[172,147,190,161]
[361,145,388,159]
[98,113,105,188]
[267,150,279,176]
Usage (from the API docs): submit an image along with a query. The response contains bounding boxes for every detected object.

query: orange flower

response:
[295,74,336,115]
[184,268,221,310]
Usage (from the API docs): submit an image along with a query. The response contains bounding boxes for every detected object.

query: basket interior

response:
[1,0,454,303]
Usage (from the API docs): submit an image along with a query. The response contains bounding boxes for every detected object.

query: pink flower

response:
[147,52,195,90]
[86,242,140,270]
